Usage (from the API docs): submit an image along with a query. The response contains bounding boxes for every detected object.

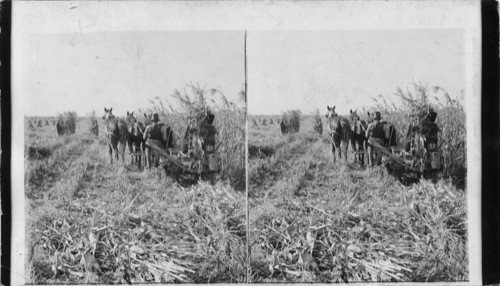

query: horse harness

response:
[129,121,145,136]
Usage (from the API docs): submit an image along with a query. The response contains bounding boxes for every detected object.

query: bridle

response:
[128,116,145,136]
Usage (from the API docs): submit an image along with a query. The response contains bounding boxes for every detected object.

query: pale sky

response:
[23,31,245,116]
[248,29,465,115]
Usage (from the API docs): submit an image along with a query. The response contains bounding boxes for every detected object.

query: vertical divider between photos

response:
[244,30,250,282]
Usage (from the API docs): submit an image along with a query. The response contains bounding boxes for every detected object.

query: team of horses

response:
[103,105,395,168]
[103,107,174,168]
[325,105,397,166]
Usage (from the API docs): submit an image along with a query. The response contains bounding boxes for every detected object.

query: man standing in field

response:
[365,111,385,167]
[183,116,197,154]
[143,113,161,169]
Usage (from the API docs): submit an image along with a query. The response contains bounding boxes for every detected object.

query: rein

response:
[136,125,145,136]
[358,120,367,134]
[104,134,115,149]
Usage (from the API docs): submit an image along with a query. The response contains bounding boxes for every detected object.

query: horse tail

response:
[137,122,145,135]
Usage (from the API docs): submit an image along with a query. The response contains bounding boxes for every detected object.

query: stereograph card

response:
[8,1,481,285]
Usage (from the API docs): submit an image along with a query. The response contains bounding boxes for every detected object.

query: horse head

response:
[326,105,345,134]
[349,109,365,134]
[126,111,137,124]
[366,111,374,124]
[326,105,337,119]
[143,113,153,126]
[126,111,144,136]
[349,109,360,122]
[103,107,115,121]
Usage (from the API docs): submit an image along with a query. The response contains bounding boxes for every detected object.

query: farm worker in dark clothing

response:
[183,116,197,154]
[365,111,385,167]
[143,113,161,169]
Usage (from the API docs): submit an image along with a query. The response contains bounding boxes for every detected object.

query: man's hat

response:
[373,111,382,120]
[152,113,160,122]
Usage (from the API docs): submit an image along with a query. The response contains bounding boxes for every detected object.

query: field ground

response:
[25,117,246,283]
[249,116,467,282]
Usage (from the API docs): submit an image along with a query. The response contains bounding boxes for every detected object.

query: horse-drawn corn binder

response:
[370,108,444,185]
[147,109,221,183]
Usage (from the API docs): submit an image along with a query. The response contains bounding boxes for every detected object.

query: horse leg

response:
[127,139,134,164]
[131,141,137,166]
[376,149,382,166]
[331,143,336,163]
[113,143,119,162]
[355,141,360,164]
[341,140,348,163]
[115,145,119,162]
[365,141,370,166]
[151,152,156,169]
[154,150,160,168]
[119,141,125,163]
[135,141,141,168]
[146,147,152,169]
[335,138,342,162]
[137,141,142,168]
[372,146,378,167]
[358,140,365,166]
[108,144,113,164]
[368,144,373,167]
[141,142,146,169]
[357,143,361,163]
[350,138,357,163]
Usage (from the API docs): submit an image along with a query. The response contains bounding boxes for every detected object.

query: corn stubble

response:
[249,84,467,282]
[29,177,246,283]
[26,84,246,283]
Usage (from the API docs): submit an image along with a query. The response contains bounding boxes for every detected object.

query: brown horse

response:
[126,111,146,167]
[103,108,128,164]
[326,105,351,163]
[349,109,368,165]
